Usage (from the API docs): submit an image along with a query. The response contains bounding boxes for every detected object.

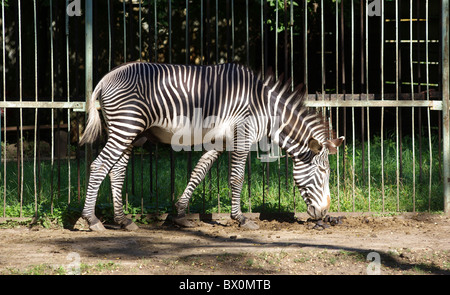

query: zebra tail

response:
[80,83,102,145]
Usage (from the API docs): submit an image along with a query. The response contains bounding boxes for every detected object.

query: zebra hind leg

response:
[82,152,111,231]
[173,150,222,227]
[229,150,259,230]
[82,137,139,231]
[109,146,139,231]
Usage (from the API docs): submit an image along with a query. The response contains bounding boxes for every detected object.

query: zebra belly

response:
[133,125,232,151]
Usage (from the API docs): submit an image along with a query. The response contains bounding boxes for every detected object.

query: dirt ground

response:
[0,212,449,275]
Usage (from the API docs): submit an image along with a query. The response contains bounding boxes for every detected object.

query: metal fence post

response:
[85,0,93,181]
[442,0,450,214]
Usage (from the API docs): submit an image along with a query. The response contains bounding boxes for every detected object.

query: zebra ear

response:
[308,138,323,154]
[325,136,345,155]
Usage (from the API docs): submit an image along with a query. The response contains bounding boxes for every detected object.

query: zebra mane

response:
[258,69,332,144]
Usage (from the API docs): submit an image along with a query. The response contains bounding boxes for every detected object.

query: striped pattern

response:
[80,62,342,230]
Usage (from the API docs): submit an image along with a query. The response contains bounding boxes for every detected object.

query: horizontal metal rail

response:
[303,99,443,110]
[0,101,85,111]
[0,97,444,111]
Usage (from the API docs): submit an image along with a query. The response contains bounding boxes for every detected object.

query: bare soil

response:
[0,213,449,275]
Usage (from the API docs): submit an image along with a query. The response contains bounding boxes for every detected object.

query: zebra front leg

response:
[173,150,222,227]
[109,146,139,231]
[229,150,259,230]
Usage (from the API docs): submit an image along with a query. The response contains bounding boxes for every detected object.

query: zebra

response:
[80,62,344,231]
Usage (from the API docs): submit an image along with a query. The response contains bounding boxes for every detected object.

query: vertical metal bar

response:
[278,157,281,213]
[201,0,204,64]
[335,0,340,212]
[18,0,23,217]
[261,0,264,77]
[14,5,19,212]
[381,0,385,212]
[0,2,2,215]
[259,0,265,204]
[410,0,416,212]
[226,0,230,62]
[246,0,251,212]
[303,0,308,93]
[275,0,279,209]
[50,0,55,214]
[216,0,219,64]
[147,0,151,61]
[360,0,365,183]
[108,0,112,70]
[125,165,128,212]
[439,3,443,183]
[216,0,220,212]
[139,0,142,62]
[275,0,278,78]
[201,0,206,211]
[66,0,71,205]
[141,152,143,214]
[85,0,93,183]
[426,0,432,211]
[167,0,175,211]
[123,0,127,62]
[283,0,288,83]
[186,1,193,207]
[248,152,251,213]
[442,0,450,214]
[33,0,38,216]
[155,144,159,214]
[340,0,347,185]
[231,0,235,61]
[128,0,133,62]
[1,0,6,218]
[245,0,249,65]
[321,0,324,102]
[149,144,153,206]
[284,0,290,199]
[398,1,403,184]
[155,0,159,62]
[366,0,370,212]
[77,112,80,202]
[417,0,423,184]
[351,0,355,211]
[395,0,400,211]
[231,0,236,61]
[186,0,189,64]
[290,0,294,89]
[206,0,211,65]
[288,0,293,208]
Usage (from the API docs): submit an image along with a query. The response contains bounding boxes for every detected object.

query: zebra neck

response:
[270,96,328,158]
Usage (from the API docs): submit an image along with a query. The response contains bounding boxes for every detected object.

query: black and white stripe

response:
[80,62,343,231]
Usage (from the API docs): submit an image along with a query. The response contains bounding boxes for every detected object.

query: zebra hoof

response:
[240,219,259,230]
[311,219,330,230]
[89,220,106,232]
[173,216,195,228]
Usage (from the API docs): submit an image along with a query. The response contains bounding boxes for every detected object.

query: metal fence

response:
[0,0,449,219]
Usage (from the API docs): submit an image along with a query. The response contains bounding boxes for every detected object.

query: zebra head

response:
[293,136,344,220]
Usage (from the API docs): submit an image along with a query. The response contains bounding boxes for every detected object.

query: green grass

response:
[0,134,444,224]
